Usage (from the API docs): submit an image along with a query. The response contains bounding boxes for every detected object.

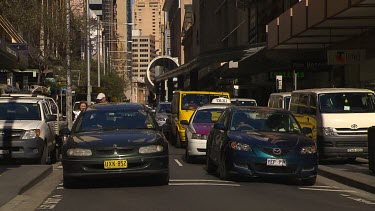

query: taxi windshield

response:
[76,110,156,132]
[181,94,228,110]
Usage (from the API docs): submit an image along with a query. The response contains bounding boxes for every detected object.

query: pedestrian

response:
[96,92,107,103]
[73,101,87,122]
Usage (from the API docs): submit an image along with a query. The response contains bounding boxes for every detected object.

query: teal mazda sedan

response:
[206,106,317,185]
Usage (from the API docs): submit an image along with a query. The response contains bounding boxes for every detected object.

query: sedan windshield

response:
[230,110,301,134]
[193,109,224,123]
[0,103,41,120]
[75,110,156,132]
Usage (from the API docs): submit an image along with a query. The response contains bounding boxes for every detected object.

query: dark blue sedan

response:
[206,106,317,185]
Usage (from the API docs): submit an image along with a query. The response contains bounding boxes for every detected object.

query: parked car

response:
[61,103,169,188]
[206,106,317,185]
[268,92,291,110]
[0,98,58,164]
[182,103,228,163]
[231,98,257,106]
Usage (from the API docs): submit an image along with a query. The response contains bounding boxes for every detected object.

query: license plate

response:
[347,148,363,153]
[104,160,128,169]
[0,150,9,155]
[267,158,287,167]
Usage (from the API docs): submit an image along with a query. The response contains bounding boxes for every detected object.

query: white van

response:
[289,88,375,160]
[268,92,291,110]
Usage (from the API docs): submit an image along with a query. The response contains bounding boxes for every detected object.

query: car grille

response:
[0,130,24,137]
[335,128,367,136]
[94,147,135,156]
[259,147,291,157]
[335,141,368,147]
[253,164,297,174]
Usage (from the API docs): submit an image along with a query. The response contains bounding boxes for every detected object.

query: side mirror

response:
[46,114,57,122]
[59,128,71,136]
[302,127,313,135]
[214,123,225,130]
[180,120,189,125]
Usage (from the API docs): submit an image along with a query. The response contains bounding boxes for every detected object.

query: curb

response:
[318,166,375,194]
[18,165,53,195]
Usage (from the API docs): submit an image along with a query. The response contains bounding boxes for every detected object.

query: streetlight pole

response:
[65,0,72,128]
[86,0,91,104]
[97,17,100,87]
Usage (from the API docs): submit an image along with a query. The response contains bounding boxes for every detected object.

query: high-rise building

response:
[133,0,164,56]
[131,30,157,82]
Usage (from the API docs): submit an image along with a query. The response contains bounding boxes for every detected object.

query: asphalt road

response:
[33,146,374,211]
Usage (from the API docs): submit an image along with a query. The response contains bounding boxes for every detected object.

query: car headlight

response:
[318,127,336,136]
[300,145,317,154]
[21,129,40,139]
[66,148,92,157]
[192,133,208,139]
[156,117,166,122]
[139,145,164,154]
[229,141,251,151]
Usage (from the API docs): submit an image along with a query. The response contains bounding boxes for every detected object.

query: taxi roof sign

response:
[211,97,230,104]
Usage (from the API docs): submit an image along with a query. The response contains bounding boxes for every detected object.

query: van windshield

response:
[319,93,375,113]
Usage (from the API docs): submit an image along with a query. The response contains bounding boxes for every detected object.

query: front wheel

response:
[206,150,217,174]
[218,153,231,180]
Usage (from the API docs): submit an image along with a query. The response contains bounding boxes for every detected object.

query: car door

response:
[211,109,230,163]
[42,102,55,147]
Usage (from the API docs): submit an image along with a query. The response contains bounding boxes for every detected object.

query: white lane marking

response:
[56,187,64,190]
[174,159,183,167]
[346,164,368,170]
[170,179,235,183]
[37,195,63,210]
[169,182,240,187]
[340,194,375,205]
[299,187,356,193]
[57,165,63,169]
[303,186,336,188]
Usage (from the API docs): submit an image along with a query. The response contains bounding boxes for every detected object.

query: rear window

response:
[0,103,41,120]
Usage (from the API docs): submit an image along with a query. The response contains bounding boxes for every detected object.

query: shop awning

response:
[267,0,375,50]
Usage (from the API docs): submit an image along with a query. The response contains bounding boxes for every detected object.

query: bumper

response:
[317,135,368,158]
[228,150,317,179]
[62,155,169,179]
[0,137,44,160]
[187,139,207,156]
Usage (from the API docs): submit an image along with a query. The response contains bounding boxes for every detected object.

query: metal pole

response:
[103,35,106,75]
[97,17,100,87]
[65,0,73,129]
[86,0,91,105]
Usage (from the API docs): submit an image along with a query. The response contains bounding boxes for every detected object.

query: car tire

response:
[63,176,77,189]
[206,149,217,174]
[169,130,176,145]
[218,153,231,181]
[39,143,48,165]
[185,145,193,163]
[176,133,182,148]
[155,173,169,186]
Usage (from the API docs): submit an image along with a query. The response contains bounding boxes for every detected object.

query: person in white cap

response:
[96,93,107,103]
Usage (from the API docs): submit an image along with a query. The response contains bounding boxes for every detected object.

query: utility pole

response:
[65,0,73,129]
[86,0,91,105]
[103,35,106,75]
[97,17,101,87]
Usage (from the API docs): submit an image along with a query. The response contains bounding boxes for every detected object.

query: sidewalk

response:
[318,158,375,194]
[0,165,52,207]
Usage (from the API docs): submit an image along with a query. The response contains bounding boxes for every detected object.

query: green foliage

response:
[101,72,128,100]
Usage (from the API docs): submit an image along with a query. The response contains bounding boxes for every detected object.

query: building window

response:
[132,49,138,52]
[140,54,148,57]
[140,39,149,42]
[140,44,148,47]
[140,49,148,52]
[140,59,148,62]
[132,44,138,47]
[140,64,148,67]
[132,59,138,62]
[132,54,139,57]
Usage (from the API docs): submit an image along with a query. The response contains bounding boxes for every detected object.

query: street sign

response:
[276,75,282,91]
